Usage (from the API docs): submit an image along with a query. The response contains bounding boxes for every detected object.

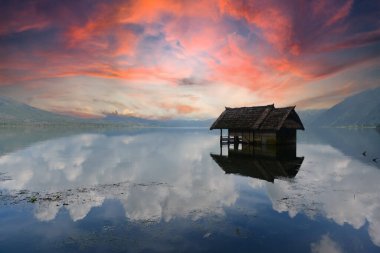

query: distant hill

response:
[312,87,380,127]
[0,96,133,127]
[0,96,213,128]
[4,86,379,128]
[0,96,81,124]
[297,109,327,127]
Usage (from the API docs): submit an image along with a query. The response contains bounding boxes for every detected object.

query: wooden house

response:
[210,104,304,145]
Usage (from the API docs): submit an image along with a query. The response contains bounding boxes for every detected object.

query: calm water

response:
[0,127,380,253]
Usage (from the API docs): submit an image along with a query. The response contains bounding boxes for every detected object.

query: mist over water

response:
[0,128,379,252]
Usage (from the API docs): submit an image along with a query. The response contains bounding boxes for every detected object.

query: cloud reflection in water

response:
[262,144,380,246]
[0,131,238,222]
[0,129,380,248]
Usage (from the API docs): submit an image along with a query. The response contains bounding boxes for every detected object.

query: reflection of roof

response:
[210,105,304,130]
[210,153,304,183]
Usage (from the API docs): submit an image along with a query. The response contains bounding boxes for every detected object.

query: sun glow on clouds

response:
[0,0,379,118]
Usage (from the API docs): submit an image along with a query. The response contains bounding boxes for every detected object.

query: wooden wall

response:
[227,128,296,145]
[277,129,296,145]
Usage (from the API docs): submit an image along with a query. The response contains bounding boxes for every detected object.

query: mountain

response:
[0,96,213,127]
[0,96,81,124]
[0,96,133,127]
[297,109,327,127]
[4,86,378,128]
[312,87,380,127]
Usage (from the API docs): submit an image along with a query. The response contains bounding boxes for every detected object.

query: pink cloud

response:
[0,3,51,35]
[325,0,353,27]
[0,0,379,117]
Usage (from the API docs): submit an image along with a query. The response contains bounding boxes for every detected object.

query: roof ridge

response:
[209,109,228,130]
[255,105,275,129]
[275,107,295,130]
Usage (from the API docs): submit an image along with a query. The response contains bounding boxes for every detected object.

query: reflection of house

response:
[211,144,304,182]
[210,105,304,145]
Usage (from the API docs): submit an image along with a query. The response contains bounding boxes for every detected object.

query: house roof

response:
[210,105,304,130]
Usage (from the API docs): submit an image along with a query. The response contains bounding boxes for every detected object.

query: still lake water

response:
[0,127,380,253]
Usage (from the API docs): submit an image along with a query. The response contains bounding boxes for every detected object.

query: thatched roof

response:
[210,105,304,130]
[211,153,303,182]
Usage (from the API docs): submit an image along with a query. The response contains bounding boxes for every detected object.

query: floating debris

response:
[0,172,12,182]
[28,196,37,203]
[203,232,212,238]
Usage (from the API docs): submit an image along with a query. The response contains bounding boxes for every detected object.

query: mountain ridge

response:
[310,87,380,127]
[0,96,213,127]
[0,96,80,123]
[1,87,379,128]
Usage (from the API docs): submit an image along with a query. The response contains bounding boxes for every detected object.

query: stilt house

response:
[210,104,304,145]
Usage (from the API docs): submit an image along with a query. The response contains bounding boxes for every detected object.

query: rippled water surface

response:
[0,127,380,252]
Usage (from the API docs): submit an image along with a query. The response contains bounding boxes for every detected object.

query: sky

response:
[0,0,380,119]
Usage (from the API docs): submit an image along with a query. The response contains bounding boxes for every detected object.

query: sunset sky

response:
[1,0,380,119]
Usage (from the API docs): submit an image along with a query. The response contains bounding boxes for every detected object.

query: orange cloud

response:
[175,104,199,114]
[220,0,293,52]
[159,102,199,116]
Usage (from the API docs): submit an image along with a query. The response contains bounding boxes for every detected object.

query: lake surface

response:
[0,127,380,253]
